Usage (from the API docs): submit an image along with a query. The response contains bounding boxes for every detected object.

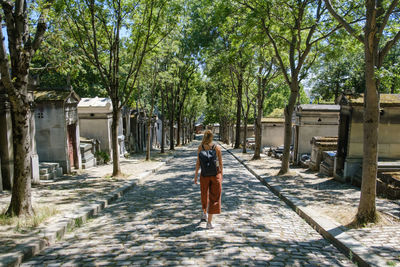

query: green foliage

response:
[95,150,110,164]
[0,206,58,232]
[378,42,400,94]
[268,108,284,118]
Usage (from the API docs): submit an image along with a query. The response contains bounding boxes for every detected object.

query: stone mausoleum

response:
[335,94,400,179]
[78,97,125,158]
[292,104,340,164]
[34,88,82,174]
[261,117,285,148]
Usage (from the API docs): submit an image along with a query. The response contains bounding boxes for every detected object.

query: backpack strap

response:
[211,144,215,150]
[202,144,205,151]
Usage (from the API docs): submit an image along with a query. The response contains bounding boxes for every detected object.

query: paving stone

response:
[19,143,354,266]
[229,147,400,267]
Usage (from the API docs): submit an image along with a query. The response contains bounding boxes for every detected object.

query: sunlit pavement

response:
[22,141,354,266]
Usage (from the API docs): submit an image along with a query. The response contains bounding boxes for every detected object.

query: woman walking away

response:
[194,130,223,229]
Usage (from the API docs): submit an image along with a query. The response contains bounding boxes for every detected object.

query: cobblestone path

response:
[23,143,354,266]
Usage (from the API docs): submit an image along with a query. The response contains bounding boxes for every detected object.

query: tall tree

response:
[136,56,160,161]
[30,20,106,97]
[238,61,256,154]
[244,0,340,174]
[61,0,172,176]
[324,0,400,224]
[0,0,50,216]
[253,55,279,160]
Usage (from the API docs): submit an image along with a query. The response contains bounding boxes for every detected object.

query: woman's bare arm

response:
[217,145,223,175]
[194,146,201,183]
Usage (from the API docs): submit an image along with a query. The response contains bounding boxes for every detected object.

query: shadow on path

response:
[23,142,354,266]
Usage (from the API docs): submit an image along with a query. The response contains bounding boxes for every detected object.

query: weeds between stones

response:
[0,205,58,232]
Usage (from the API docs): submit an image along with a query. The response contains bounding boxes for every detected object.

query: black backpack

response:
[199,144,218,177]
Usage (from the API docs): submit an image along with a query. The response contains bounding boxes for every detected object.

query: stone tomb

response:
[1,87,40,190]
[309,136,338,171]
[78,97,125,158]
[377,172,400,199]
[261,117,285,148]
[335,94,400,180]
[293,104,340,164]
[129,109,161,153]
[319,151,336,176]
[80,142,96,169]
[34,88,82,174]
[39,162,63,180]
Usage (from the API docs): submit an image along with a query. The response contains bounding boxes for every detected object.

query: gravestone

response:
[80,142,96,169]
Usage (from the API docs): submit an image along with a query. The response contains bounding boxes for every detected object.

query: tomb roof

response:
[78,97,111,107]
[77,97,113,114]
[34,89,80,102]
[261,117,285,123]
[340,94,400,107]
[297,104,340,112]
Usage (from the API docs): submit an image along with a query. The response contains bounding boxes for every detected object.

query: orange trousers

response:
[200,173,222,214]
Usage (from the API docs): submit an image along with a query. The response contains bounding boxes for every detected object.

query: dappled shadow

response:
[0,148,180,260]
[225,146,400,266]
[22,141,353,266]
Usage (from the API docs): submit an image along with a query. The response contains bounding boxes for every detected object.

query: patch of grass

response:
[74,217,84,228]
[386,260,396,266]
[103,173,128,179]
[0,205,59,232]
[0,209,13,225]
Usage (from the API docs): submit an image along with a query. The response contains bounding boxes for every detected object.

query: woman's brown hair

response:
[201,130,213,145]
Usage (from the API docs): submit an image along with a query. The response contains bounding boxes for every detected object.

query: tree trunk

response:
[161,87,165,154]
[169,106,174,151]
[335,81,339,103]
[169,85,175,150]
[190,119,194,141]
[221,118,228,144]
[169,114,174,150]
[177,113,181,146]
[242,110,249,153]
[6,97,33,216]
[146,117,151,161]
[356,9,379,223]
[279,84,298,175]
[0,0,49,216]
[253,85,263,160]
[182,120,186,145]
[234,77,243,148]
[111,105,121,176]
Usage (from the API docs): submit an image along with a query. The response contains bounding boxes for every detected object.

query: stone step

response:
[80,143,93,152]
[82,154,95,163]
[82,158,96,169]
[39,168,48,175]
[39,162,60,173]
[39,162,63,180]
[40,173,53,180]
[82,150,94,159]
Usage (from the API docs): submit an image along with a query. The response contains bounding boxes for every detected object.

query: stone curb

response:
[0,156,174,267]
[220,144,386,267]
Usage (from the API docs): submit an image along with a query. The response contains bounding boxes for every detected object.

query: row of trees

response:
[1,0,400,226]
[189,0,400,225]
[0,0,205,216]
